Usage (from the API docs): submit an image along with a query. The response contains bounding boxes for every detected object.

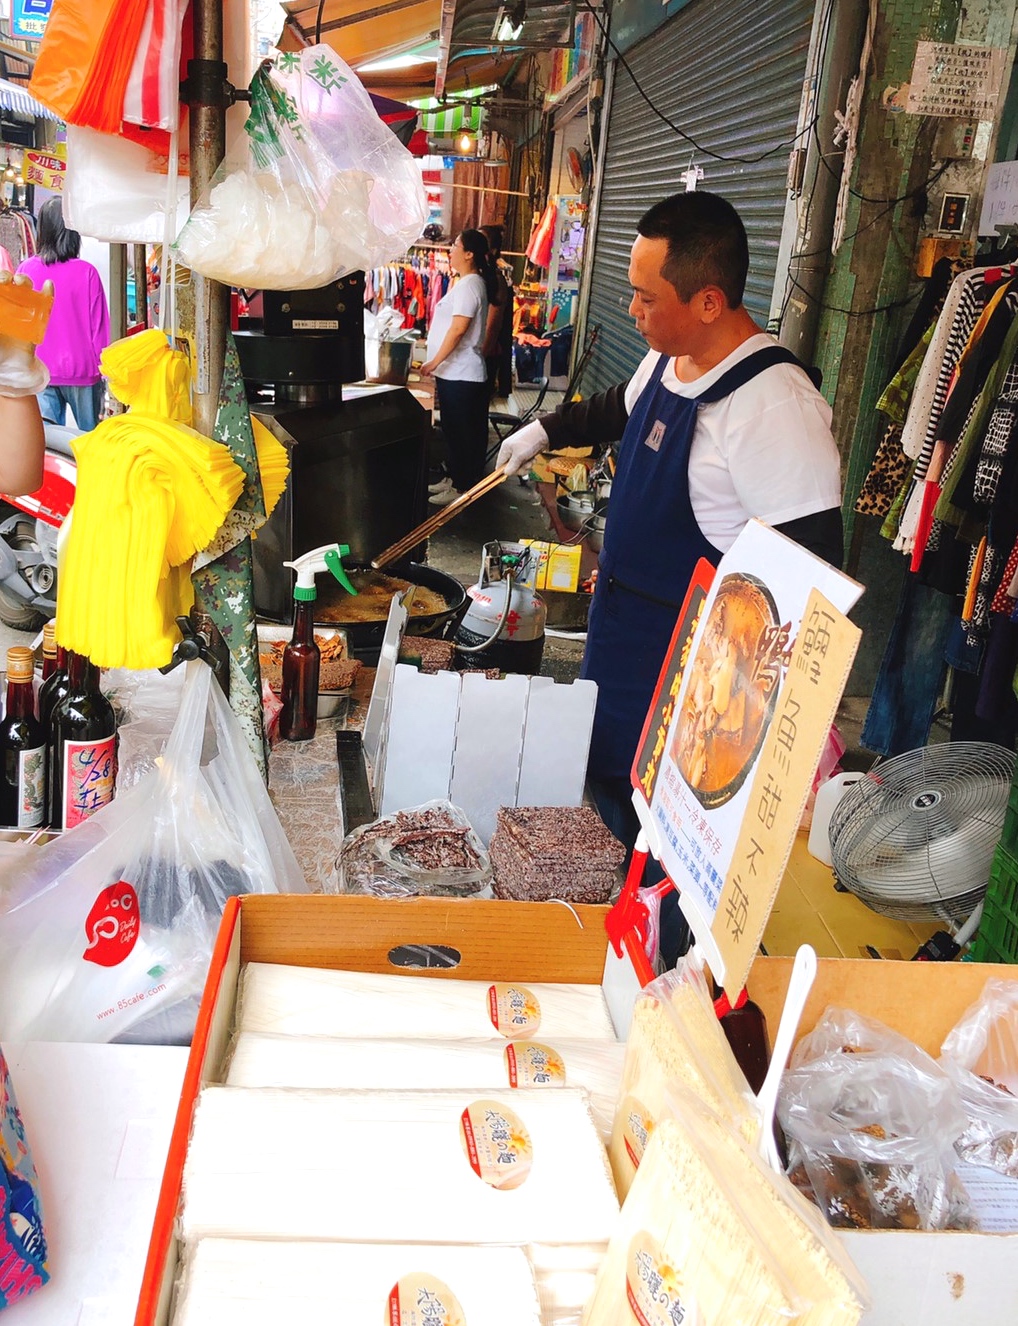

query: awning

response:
[0,76,61,123]
[280,0,442,73]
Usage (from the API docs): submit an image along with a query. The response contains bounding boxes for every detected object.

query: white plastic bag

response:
[0,662,306,1044]
[63,126,190,246]
[941,978,1018,1177]
[174,48,427,289]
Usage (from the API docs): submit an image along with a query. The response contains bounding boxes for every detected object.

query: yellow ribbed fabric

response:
[251,415,289,522]
[57,417,244,668]
[101,329,193,422]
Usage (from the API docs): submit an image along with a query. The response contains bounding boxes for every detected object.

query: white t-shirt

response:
[624,333,842,552]
[427,273,487,382]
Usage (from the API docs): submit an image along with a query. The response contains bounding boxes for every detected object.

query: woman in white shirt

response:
[422,229,500,505]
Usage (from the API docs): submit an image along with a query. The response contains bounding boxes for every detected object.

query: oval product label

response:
[459,1099,533,1190]
[620,1095,655,1171]
[386,1272,466,1326]
[625,1230,700,1326]
[82,881,140,967]
[487,983,541,1038]
[504,1040,566,1088]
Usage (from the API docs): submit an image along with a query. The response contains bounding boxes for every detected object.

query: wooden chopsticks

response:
[371,467,508,570]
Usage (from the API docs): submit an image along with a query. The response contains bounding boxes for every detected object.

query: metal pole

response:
[132,244,148,328]
[779,0,871,365]
[109,243,128,343]
[187,0,230,437]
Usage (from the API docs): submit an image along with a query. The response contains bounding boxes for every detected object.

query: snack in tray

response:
[340,801,492,898]
[488,805,624,904]
[258,634,362,693]
[398,636,456,673]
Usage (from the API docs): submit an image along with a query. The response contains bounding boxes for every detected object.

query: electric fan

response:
[828,741,1016,925]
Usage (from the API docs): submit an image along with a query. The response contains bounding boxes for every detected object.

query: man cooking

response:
[497,191,842,956]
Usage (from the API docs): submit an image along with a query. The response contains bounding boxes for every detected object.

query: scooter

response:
[0,421,77,630]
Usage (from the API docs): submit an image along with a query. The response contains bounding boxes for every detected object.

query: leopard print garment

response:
[855,422,910,517]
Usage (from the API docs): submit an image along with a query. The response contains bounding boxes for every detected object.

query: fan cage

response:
[829,742,1016,924]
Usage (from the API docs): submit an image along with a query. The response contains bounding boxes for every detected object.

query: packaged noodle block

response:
[609,961,759,1198]
[665,1084,868,1326]
[585,1117,809,1326]
[181,1087,619,1246]
[173,1238,543,1325]
[235,962,616,1040]
[0,1048,48,1308]
[225,1031,626,1143]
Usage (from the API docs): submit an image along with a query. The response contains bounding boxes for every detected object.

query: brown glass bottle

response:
[0,646,46,828]
[47,652,117,831]
[40,622,58,683]
[279,598,319,741]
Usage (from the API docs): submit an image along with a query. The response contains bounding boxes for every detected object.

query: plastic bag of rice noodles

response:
[225,1031,625,1142]
[586,1085,867,1326]
[173,1239,542,1325]
[235,961,616,1040]
[609,955,759,1197]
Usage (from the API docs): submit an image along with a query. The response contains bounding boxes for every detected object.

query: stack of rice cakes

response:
[490,806,624,904]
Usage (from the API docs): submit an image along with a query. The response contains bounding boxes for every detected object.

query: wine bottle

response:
[0,646,46,829]
[48,652,117,831]
[40,622,58,682]
[38,641,68,734]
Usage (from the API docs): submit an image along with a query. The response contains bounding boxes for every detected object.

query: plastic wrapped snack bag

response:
[224,1031,626,1142]
[339,800,492,898]
[173,1239,542,1326]
[778,1007,972,1231]
[235,963,616,1040]
[585,1086,867,1326]
[174,47,427,289]
[941,977,1018,1178]
[609,956,759,1198]
[181,1087,619,1245]
[0,1048,48,1308]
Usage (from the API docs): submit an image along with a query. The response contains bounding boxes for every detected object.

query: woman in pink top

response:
[18,198,109,432]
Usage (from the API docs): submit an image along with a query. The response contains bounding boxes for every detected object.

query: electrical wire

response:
[314,0,326,44]
[578,0,821,167]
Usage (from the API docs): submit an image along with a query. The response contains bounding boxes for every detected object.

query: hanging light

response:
[3,162,14,181]
[458,132,474,154]
[491,0,526,42]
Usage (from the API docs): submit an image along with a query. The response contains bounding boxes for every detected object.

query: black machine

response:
[236,277,430,622]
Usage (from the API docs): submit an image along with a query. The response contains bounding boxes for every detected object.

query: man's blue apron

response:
[580,345,808,781]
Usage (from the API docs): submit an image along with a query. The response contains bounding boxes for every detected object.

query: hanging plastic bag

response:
[0,662,306,1046]
[778,1006,972,1230]
[940,978,1018,1177]
[29,0,150,132]
[174,48,427,290]
[63,126,191,246]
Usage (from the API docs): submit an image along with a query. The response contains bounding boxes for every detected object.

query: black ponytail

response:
[458,229,500,304]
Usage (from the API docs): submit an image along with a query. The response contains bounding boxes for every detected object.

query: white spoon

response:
[755,943,817,1173]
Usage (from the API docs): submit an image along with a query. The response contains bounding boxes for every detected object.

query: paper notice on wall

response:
[979,160,1018,237]
[906,41,1008,118]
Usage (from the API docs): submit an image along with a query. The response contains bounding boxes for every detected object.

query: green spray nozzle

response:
[284,542,359,601]
[324,545,357,596]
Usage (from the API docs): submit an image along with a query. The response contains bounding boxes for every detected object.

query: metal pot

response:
[364,338,413,386]
[587,512,608,553]
[557,490,597,532]
[315,560,468,662]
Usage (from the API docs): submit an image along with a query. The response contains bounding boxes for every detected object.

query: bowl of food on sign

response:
[670,572,781,809]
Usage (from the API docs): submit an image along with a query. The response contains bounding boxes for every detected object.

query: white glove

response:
[496,420,550,477]
[0,272,51,397]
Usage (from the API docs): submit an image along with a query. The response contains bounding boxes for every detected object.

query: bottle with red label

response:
[0,646,46,829]
[47,651,117,831]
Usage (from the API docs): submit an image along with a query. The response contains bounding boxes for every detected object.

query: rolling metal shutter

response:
[582,0,814,393]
